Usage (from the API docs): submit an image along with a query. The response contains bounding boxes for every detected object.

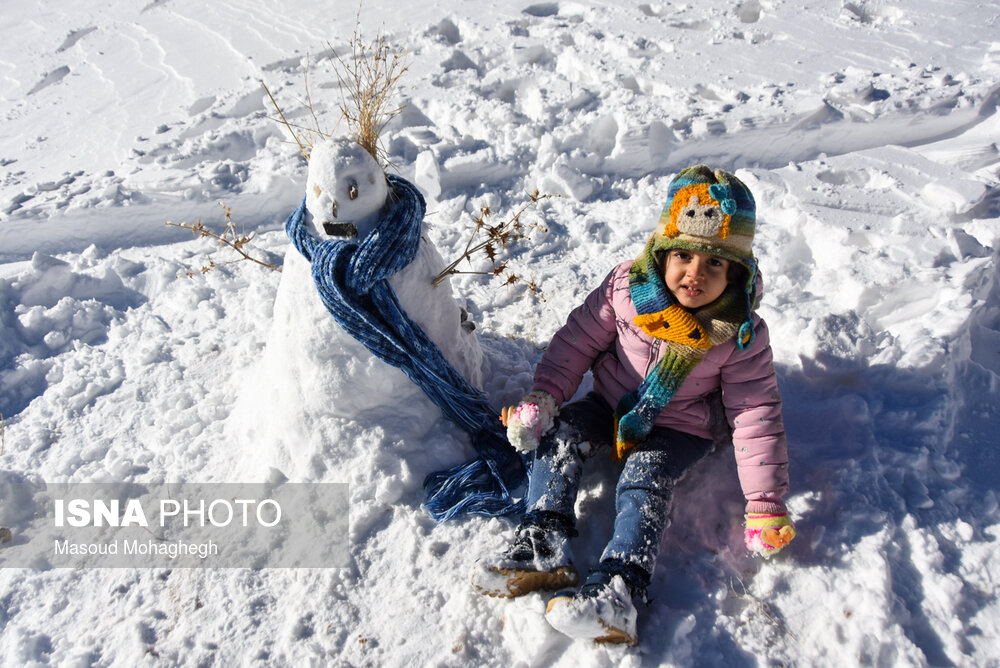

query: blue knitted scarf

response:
[285,174,525,521]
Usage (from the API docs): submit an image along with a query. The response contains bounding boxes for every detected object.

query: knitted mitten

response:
[744,500,796,557]
[503,390,558,453]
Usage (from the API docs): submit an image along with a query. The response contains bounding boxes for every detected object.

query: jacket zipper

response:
[645,339,661,376]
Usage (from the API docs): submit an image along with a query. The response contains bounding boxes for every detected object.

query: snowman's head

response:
[306,137,389,240]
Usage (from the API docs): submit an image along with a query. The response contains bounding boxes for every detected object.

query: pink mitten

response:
[503,390,557,453]
[745,512,796,557]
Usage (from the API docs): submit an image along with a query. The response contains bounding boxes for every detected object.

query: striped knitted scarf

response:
[613,244,749,461]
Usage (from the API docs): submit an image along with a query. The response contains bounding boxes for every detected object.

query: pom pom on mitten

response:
[502,390,557,453]
[744,512,796,557]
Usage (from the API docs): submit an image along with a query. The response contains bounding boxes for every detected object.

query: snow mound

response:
[0,0,998,665]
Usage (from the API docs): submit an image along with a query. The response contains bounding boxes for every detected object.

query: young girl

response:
[472,165,795,645]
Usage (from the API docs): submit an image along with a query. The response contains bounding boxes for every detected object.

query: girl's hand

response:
[744,512,796,557]
[502,390,558,453]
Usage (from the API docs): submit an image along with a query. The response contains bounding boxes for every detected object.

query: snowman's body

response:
[302,138,484,390]
[231,138,484,480]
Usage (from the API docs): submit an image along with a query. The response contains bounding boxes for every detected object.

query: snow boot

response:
[471,510,579,598]
[544,560,649,645]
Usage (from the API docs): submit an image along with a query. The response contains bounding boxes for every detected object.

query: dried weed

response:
[328,17,408,167]
[166,202,280,277]
[434,191,556,299]
[262,12,407,167]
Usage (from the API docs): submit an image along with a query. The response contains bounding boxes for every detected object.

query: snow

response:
[1,0,998,665]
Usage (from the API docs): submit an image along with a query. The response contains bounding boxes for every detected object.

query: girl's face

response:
[663,248,730,309]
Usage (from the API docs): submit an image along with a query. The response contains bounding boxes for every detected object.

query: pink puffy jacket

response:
[532,261,789,509]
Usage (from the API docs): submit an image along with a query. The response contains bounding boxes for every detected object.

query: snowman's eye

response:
[705,208,715,217]
[685,209,696,217]
[348,178,359,200]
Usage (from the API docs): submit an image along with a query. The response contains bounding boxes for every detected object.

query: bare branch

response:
[303,52,325,139]
[262,81,310,160]
[432,192,556,300]
[167,202,281,277]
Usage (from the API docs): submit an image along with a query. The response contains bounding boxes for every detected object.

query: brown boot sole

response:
[482,566,579,599]
[544,596,637,645]
[594,626,637,645]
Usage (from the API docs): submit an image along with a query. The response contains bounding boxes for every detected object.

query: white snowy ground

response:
[2,0,999,665]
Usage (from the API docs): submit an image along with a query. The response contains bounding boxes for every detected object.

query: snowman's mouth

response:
[323,222,358,238]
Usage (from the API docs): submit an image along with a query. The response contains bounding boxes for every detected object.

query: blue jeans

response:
[525,393,714,575]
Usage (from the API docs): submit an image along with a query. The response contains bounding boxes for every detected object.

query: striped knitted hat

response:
[651,164,757,273]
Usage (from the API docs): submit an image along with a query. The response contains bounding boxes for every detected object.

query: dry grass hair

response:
[262,13,408,167]
[328,17,408,166]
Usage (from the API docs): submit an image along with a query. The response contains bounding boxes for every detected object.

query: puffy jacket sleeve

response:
[719,317,790,510]
[531,266,621,405]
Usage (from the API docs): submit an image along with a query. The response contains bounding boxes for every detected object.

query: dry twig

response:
[433,191,555,298]
[261,15,408,169]
[166,203,280,276]
[730,575,798,641]
[261,50,336,159]
[327,16,408,166]
[262,80,313,160]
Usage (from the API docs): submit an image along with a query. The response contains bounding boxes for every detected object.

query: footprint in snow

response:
[522,3,560,18]
[27,66,70,95]
[56,27,97,53]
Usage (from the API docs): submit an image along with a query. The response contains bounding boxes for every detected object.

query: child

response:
[472,165,795,645]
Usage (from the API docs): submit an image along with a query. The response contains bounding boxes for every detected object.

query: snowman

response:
[301,136,485,388]
[230,136,485,482]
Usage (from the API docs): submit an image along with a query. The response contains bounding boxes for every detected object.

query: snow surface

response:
[2,0,999,665]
